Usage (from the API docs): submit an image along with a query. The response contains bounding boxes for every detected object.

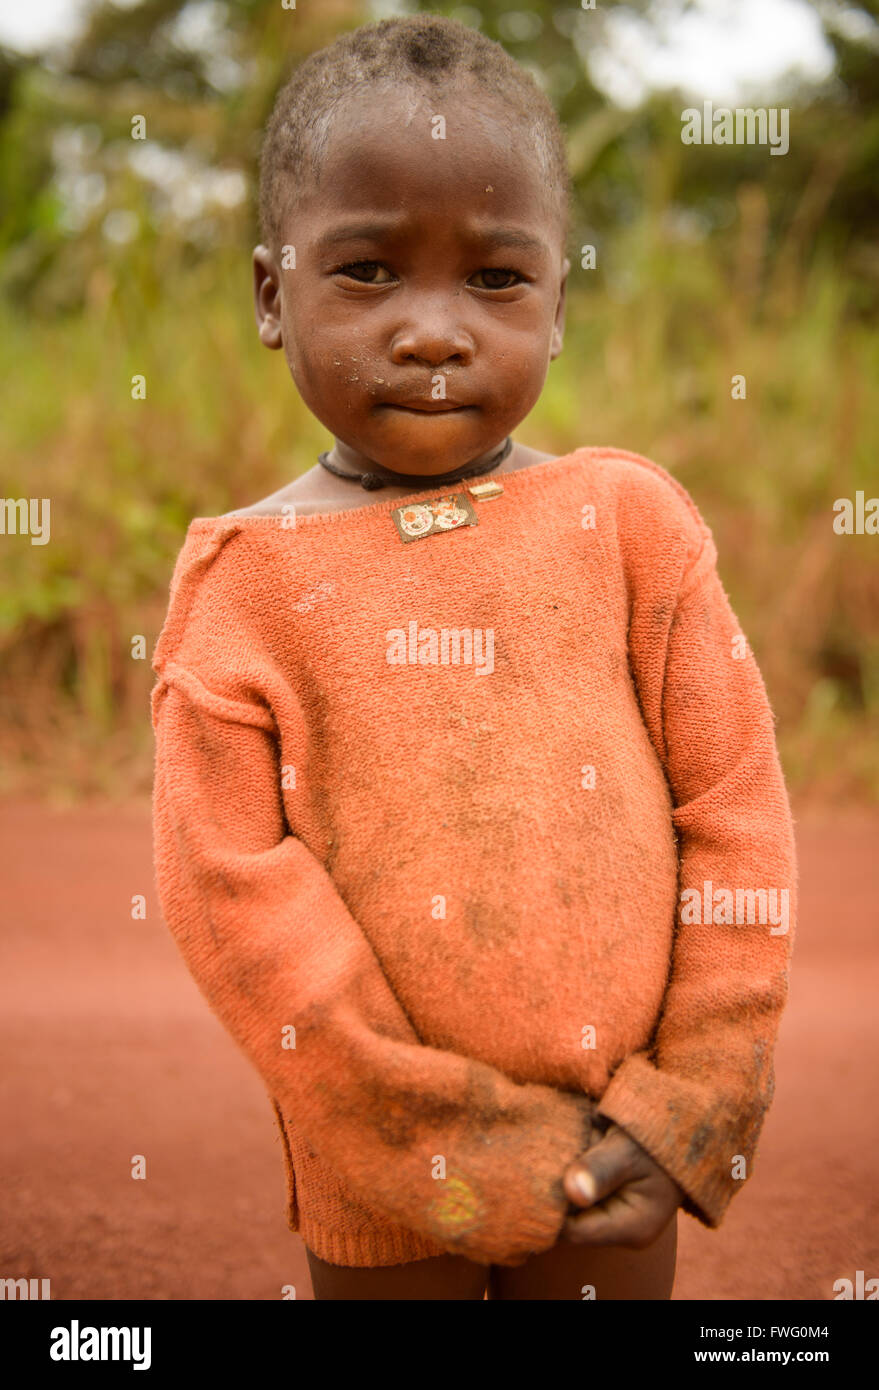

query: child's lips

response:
[379,401,475,414]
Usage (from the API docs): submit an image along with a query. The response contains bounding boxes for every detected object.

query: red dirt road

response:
[1,799,877,1300]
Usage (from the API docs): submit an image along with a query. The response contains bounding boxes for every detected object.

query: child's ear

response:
[550,256,570,361]
[253,245,283,350]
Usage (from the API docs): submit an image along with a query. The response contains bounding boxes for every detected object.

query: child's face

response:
[254,84,570,476]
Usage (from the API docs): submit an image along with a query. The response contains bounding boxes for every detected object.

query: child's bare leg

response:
[488,1212,677,1301]
[305,1247,489,1300]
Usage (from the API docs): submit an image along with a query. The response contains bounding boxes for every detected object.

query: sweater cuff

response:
[594,1052,755,1228]
[426,1089,595,1267]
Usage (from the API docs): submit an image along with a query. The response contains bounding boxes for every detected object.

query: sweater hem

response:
[297,1210,450,1268]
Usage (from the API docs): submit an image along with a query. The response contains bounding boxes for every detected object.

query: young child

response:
[150,15,796,1301]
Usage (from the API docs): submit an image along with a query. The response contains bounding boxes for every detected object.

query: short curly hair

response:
[258,14,571,257]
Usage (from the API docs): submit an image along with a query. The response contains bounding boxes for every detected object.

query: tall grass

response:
[1,219,876,802]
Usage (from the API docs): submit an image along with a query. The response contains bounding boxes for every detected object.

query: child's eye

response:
[335,261,394,284]
[468,268,523,290]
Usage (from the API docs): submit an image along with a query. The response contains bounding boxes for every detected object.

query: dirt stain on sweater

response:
[463,892,519,949]
[362,1079,466,1149]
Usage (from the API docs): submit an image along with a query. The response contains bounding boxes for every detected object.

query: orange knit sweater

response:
[150,447,796,1269]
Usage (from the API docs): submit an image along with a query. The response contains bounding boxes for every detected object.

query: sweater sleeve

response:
[150,662,593,1267]
[594,510,797,1227]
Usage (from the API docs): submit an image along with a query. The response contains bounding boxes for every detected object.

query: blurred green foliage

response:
[0,0,877,800]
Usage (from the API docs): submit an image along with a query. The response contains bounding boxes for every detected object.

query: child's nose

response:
[389,318,475,369]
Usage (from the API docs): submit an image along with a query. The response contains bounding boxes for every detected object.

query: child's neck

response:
[227,440,557,520]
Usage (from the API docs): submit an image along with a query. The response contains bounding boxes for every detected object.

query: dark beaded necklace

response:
[317,436,513,491]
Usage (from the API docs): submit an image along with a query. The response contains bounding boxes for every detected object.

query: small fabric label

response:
[468,480,505,500]
[391,493,479,544]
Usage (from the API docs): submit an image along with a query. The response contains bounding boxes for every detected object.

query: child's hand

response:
[561,1122,684,1248]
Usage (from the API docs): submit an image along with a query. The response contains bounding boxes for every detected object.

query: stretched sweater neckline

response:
[189,445,594,530]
